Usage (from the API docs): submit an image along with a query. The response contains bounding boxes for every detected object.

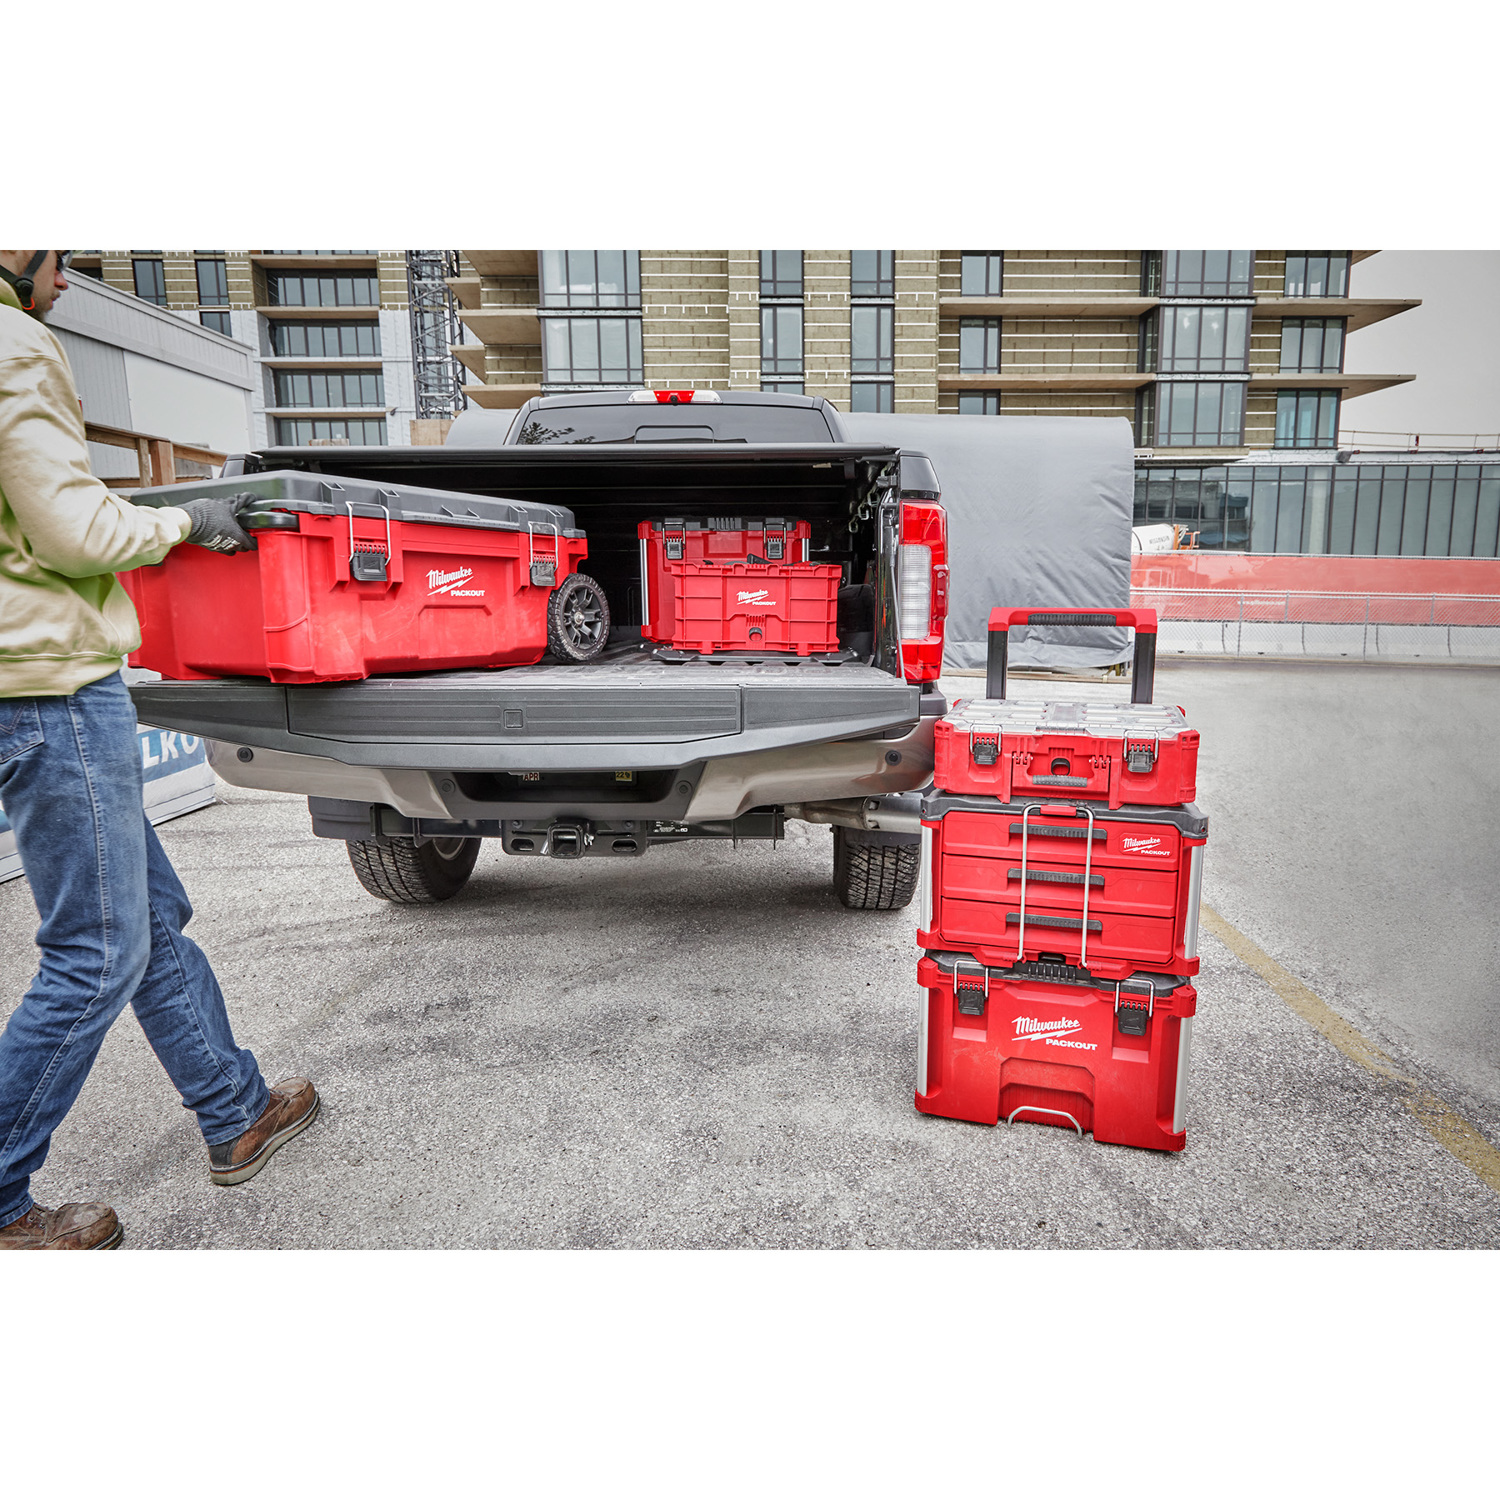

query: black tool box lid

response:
[129,469,584,537]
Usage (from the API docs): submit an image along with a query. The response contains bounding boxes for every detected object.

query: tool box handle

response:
[986,607,1158,704]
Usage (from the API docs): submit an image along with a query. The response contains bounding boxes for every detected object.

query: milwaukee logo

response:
[1122,835,1167,854]
[1013,1016,1082,1038]
[428,566,484,599]
[737,589,773,605]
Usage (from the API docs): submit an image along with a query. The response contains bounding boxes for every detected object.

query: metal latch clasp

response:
[528,520,560,587]
[1125,735,1159,773]
[953,959,990,1017]
[1114,978,1156,1035]
[971,733,999,766]
[663,517,686,562]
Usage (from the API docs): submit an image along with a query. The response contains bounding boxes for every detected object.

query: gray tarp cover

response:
[840,414,1136,672]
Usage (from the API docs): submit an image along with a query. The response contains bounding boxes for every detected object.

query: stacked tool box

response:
[915,608,1207,1152]
[638,516,840,655]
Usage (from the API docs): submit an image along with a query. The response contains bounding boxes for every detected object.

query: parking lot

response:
[2,658,1497,1249]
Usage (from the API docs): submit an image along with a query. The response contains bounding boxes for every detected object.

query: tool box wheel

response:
[832,826,921,911]
[547,573,611,662]
[345,836,481,903]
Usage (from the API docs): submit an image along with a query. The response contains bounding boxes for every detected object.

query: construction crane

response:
[406,250,467,421]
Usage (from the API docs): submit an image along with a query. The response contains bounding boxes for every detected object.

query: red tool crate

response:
[637,516,838,654]
[122,472,595,683]
[914,951,1196,1152]
[917,794,1208,981]
[933,607,1199,805]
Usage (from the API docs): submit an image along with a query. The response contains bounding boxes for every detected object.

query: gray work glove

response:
[176,493,258,553]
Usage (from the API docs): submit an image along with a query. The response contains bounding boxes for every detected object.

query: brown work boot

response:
[0,1202,123,1250]
[209,1077,320,1187]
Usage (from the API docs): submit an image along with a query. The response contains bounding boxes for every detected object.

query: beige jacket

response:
[0,279,191,697]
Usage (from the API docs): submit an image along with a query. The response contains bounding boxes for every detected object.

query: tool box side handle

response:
[985,607,1159,704]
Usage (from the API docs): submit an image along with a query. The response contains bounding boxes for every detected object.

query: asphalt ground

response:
[1,659,1497,1249]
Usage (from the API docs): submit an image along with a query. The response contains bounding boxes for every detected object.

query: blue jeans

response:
[0,672,268,1227]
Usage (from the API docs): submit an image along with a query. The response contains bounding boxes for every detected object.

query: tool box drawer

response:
[937,852,1182,919]
[929,803,1198,870]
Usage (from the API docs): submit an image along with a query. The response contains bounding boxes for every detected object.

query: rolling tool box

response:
[933,608,1199,806]
[122,472,593,683]
[637,516,839,655]
[914,951,1196,1152]
[918,795,1208,981]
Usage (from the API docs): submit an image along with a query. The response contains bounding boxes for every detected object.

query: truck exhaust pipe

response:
[784,791,923,834]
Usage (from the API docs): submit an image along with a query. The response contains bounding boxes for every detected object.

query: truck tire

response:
[346,836,480,903]
[548,573,611,662]
[832,826,920,911]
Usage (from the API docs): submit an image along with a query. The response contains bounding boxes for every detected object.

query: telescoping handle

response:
[986,606,1159,705]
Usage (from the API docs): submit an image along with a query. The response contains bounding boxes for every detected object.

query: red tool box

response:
[933,608,1199,805]
[914,951,1197,1152]
[917,795,1208,981]
[122,473,597,683]
[637,516,839,655]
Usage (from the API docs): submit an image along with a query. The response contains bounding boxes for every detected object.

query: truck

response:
[128,389,951,910]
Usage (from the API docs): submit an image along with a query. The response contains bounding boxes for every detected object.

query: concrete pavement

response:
[0,660,1496,1248]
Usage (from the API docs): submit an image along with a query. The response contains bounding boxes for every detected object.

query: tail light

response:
[897,500,948,683]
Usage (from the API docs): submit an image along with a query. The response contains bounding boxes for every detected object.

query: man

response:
[0,250,318,1250]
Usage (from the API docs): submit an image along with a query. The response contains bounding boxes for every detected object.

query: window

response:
[1137,311,1158,372]
[960,252,1003,297]
[540,251,640,309]
[1133,462,1500,556]
[1280,318,1345,373]
[1161,251,1254,297]
[850,382,893,413]
[133,258,166,305]
[1275,389,1340,447]
[270,321,381,357]
[850,250,894,298]
[851,305,894,374]
[761,305,803,376]
[266,273,377,307]
[274,418,387,445]
[200,310,232,335]
[543,316,643,385]
[958,393,1001,415]
[1134,386,1156,446]
[1140,251,1162,296]
[1284,253,1349,298]
[760,380,805,395]
[272,369,385,408]
[1156,382,1246,446]
[195,258,228,306]
[1159,305,1250,373]
[958,317,1000,375]
[759,251,802,299]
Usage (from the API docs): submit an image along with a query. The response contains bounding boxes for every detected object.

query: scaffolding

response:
[406,250,467,421]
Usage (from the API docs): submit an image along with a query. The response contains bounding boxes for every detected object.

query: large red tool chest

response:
[122,473,590,684]
[637,516,839,655]
[918,795,1208,981]
[934,607,1198,805]
[914,952,1196,1152]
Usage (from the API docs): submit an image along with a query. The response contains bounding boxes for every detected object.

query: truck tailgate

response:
[129,646,921,772]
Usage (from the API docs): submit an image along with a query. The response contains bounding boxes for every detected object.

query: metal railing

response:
[1131,588,1500,661]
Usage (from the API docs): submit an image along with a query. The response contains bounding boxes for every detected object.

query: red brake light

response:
[654,390,695,403]
[897,500,948,684]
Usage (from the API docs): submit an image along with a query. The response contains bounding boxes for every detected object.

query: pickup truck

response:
[128,389,951,910]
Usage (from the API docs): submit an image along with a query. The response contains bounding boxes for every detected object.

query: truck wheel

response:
[548,572,611,662]
[346,836,480,903]
[832,826,920,911]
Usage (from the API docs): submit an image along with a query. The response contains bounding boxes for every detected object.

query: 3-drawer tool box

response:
[123,472,592,684]
[637,516,839,655]
[914,951,1197,1152]
[917,795,1208,981]
[933,607,1198,806]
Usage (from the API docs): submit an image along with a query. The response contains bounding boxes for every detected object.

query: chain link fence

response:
[1131,589,1500,662]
